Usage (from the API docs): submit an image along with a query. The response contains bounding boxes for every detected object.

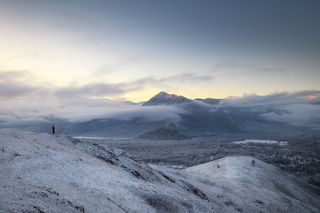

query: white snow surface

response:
[0,129,319,213]
[232,139,288,146]
[182,156,320,212]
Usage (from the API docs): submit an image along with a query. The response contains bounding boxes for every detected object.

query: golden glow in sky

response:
[1,0,320,102]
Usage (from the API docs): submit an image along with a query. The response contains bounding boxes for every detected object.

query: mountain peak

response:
[156,91,170,96]
[143,91,192,106]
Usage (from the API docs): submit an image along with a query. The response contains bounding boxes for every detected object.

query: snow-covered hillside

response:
[182,157,320,212]
[0,129,319,212]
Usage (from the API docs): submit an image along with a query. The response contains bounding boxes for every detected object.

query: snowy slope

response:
[0,129,319,213]
[0,129,211,212]
[182,156,320,212]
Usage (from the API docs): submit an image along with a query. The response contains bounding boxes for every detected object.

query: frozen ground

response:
[232,139,288,146]
[0,129,319,212]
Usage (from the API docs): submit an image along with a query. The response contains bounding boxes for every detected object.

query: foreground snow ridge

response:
[0,129,319,213]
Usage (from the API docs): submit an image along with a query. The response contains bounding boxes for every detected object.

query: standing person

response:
[52,124,55,135]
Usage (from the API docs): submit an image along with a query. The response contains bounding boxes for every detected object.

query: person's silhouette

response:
[52,124,55,134]
[251,159,256,167]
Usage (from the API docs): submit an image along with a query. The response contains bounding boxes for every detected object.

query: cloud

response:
[94,55,146,76]
[0,96,186,125]
[126,72,214,88]
[256,66,286,72]
[0,71,48,98]
[261,104,320,127]
[0,82,38,97]
[221,90,320,127]
[222,90,320,107]
[0,71,27,80]
[55,72,214,98]
[214,62,286,74]
[0,114,17,124]
[214,62,255,71]
[1,69,214,100]
[55,83,127,98]
[97,105,187,122]
[0,114,51,127]
[165,73,215,83]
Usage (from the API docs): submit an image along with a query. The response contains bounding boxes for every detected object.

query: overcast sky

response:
[0,0,319,119]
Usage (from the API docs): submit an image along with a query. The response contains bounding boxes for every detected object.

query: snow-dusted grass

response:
[0,129,319,212]
[232,139,288,146]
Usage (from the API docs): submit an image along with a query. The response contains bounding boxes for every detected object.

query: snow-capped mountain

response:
[143,91,193,106]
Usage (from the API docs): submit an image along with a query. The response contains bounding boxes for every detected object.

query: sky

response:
[0,0,320,121]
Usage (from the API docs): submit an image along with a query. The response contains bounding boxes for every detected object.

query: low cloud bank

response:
[0,97,186,126]
[98,105,187,122]
[221,91,320,127]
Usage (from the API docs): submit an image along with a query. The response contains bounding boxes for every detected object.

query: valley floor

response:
[87,133,320,188]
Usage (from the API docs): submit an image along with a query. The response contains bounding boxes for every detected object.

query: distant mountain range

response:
[61,92,303,138]
[1,91,311,139]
